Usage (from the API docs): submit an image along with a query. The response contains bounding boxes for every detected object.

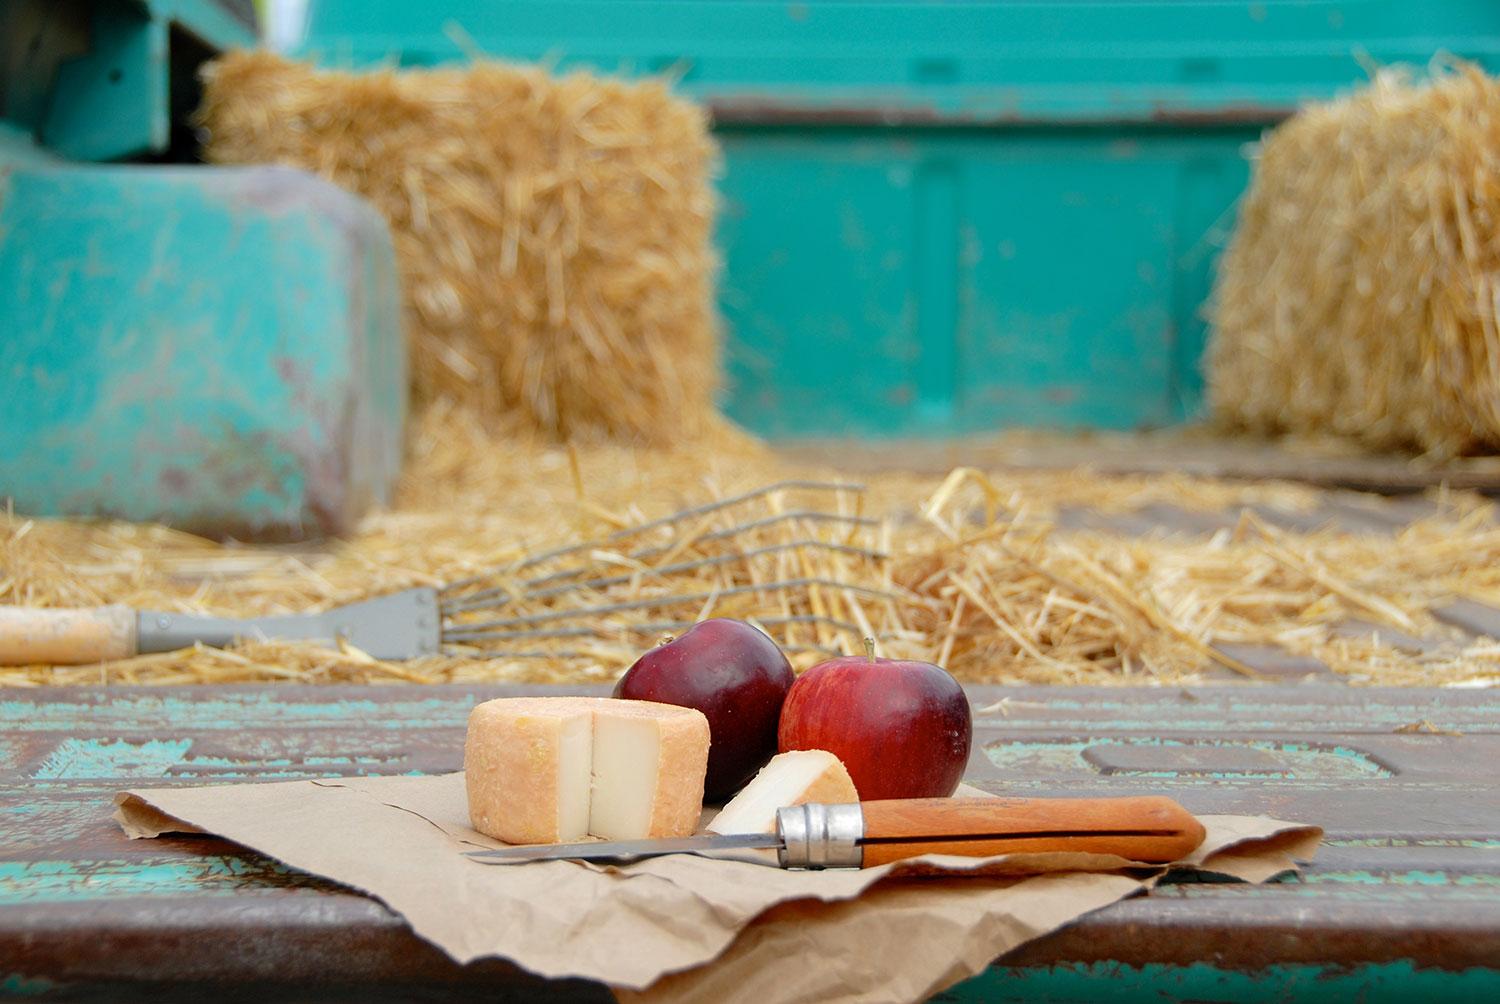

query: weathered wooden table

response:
[4,684,1497,1002]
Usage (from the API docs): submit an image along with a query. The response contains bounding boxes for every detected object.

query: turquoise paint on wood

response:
[0,857,301,906]
[0,972,57,996]
[0,162,406,538]
[2,685,1494,999]
[984,736,1392,780]
[298,1,1500,437]
[935,960,1500,1004]
[31,738,192,780]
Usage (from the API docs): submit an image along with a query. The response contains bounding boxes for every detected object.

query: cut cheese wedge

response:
[707,749,859,839]
[464,696,710,844]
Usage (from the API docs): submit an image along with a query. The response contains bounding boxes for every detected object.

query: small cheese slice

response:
[706,749,859,838]
[464,696,709,844]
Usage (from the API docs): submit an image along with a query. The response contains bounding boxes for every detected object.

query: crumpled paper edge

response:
[615,815,1324,1004]
[113,775,1321,999]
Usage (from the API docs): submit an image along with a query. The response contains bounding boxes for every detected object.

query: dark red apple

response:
[778,654,972,800]
[614,618,795,800]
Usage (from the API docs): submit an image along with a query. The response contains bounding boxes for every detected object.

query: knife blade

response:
[467,830,781,863]
[464,795,1206,870]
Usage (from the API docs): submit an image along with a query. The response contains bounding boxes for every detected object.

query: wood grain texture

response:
[0,605,136,665]
[858,795,1204,866]
[774,434,1500,493]
[2,683,1496,1000]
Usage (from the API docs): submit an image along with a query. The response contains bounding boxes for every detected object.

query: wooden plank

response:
[1433,598,1500,640]
[2,684,1496,1000]
[1057,498,1437,539]
[775,433,1500,494]
[1206,643,1337,681]
[1327,619,1457,654]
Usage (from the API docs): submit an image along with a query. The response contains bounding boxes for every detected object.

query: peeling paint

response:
[32,738,193,780]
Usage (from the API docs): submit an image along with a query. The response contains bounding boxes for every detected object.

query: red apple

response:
[614,618,795,800]
[778,655,972,800]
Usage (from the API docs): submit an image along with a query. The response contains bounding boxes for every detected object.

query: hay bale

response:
[1207,65,1500,457]
[199,51,720,444]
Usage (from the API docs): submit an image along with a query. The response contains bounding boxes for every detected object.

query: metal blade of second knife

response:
[465,831,782,863]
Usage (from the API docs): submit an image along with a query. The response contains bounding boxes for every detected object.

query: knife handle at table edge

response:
[857,795,1205,866]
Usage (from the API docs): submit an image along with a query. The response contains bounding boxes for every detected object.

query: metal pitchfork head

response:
[436,480,921,662]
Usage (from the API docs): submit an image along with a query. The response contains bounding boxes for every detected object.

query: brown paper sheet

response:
[115,774,1320,1002]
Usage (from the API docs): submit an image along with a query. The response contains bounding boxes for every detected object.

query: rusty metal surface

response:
[2,684,1497,998]
[0,165,405,542]
[706,98,1294,128]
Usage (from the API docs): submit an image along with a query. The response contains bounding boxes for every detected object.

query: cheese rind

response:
[464,696,709,844]
[464,697,595,844]
[707,749,859,836]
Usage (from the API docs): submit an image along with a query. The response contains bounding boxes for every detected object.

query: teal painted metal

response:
[0,161,407,538]
[41,2,167,161]
[298,1,1500,437]
[11,0,255,162]
[0,125,55,169]
[714,126,1250,434]
[935,961,1500,1003]
[301,1,1500,117]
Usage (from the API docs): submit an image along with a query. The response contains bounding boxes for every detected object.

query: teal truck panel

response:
[0,163,406,539]
[40,1,168,162]
[717,126,1246,435]
[302,1,1500,120]
[4,0,256,162]
[936,961,1500,1004]
[299,1,1500,438]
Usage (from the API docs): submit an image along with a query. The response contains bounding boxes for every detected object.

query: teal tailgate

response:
[301,1,1500,437]
[717,126,1244,434]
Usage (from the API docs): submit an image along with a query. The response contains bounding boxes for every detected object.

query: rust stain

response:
[707,97,1295,128]
[1147,102,1295,126]
[159,467,190,495]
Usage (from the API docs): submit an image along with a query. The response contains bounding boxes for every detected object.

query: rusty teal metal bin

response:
[300,1,1500,438]
[0,162,406,539]
[0,0,408,540]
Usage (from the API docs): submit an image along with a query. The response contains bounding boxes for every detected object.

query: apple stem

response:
[658,634,675,647]
[864,636,876,662]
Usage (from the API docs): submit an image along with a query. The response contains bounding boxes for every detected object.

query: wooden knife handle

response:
[859,796,1205,866]
[0,606,138,665]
